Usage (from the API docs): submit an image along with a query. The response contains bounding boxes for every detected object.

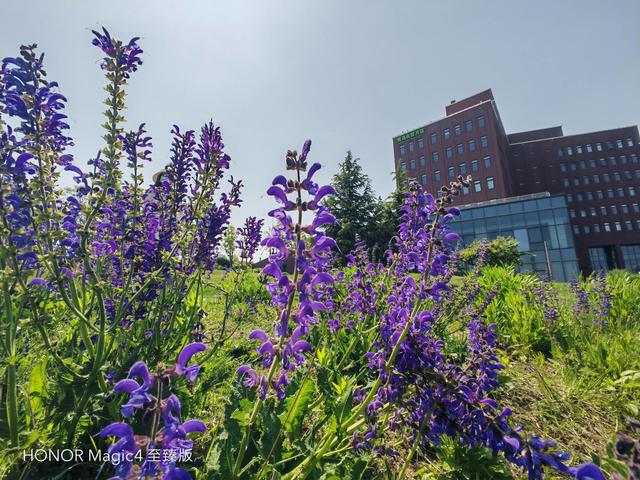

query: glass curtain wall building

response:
[453,193,579,281]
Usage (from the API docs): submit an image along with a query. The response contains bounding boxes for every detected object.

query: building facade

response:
[393,89,640,275]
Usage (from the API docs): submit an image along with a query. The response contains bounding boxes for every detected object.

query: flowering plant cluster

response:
[570,271,613,326]
[100,343,207,479]
[0,28,240,465]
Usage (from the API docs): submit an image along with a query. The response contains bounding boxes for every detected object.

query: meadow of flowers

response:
[1,29,639,480]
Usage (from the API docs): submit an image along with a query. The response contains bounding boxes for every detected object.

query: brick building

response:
[392,89,640,275]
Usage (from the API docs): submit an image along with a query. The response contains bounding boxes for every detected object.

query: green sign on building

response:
[396,127,425,144]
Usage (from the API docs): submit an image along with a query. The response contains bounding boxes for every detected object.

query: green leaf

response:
[278,378,315,438]
[28,359,48,420]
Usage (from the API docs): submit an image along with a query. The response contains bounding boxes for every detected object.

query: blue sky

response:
[2,0,639,226]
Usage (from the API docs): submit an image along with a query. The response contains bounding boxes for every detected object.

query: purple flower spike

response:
[175,342,207,382]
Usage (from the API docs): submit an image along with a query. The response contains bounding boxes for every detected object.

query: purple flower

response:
[174,342,207,382]
[113,360,155,418]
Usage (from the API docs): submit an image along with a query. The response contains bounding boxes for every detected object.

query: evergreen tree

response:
[325,151,378,260]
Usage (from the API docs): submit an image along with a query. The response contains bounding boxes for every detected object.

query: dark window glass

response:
[468,139,476,151]
[477,116,486,128]
[454,124,462,136]
[471,160,479,172]
[418,138,424,149]
[446,147,453,159]
[465,120,473,132]
[483,156,491,168]
[448,166,455,178]
[487,177,495,190]
[459,163,467,175]
[432,151,439,162]
[443,128,450,140]
[474,180,482,192]
[430,133,437,144]
[419,155,425,166]
[480,136,488,148]
[410,159,415,170]
[399,145,405,155]
[434,170,441,181]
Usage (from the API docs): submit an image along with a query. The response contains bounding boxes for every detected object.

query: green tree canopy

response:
[459,236,524,268]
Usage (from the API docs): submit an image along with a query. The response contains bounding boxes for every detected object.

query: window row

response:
[559,154,639,171]
[423,175,494,192]
[401,156,492,174]
[573,220,640,235]
[562,170,640,187]
[569,203,640,219]
[565,186,638,199]
[556,138,636,157]
[436,116,486,143]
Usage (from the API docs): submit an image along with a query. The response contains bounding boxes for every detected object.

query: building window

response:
[596,142,603,151]
[584,225,591,234]
[446,147,453,159]
[573,177,580,186]
[468,139,477,151]
[471,159,479,172]
[459,163,467,175]
[627,138,635,147]
[566,193,573,202]
[573,224,580,235]
[634,203,640,213]
[421,174,427,185]
[621,155,627,165]
[636,169,640,179]
[596,190,603,199]
[570,162,577,171]
[560,163,567,172]
[463,186,469,195]
[622,204,629,214]
[480,136,488,148]
[399,145,405,155]
[599,158,607,167]
[443,128,450,140]
[477,115,486,128]
[400,162,406,172]
[615,222,622,232]
[617,139,624,149]
[600,206,607,215]
[419,155,425,166]
[456,143,464,155]
[430,133,437,144]
[604,222,611,232]
[593,174,600,184]
[563,178,569,187]
[576,193,583,201]
[614,171,621,181]
[590,207,596,216]
[434,170,441,181]
[594,223,600,233]
[586,191,593,200]
[454,124,462,136]
[607,141,614,150]
[474,180,482,192]
[590,158,596,168]
[556,147,563,157]
[610,156,617,166]
[410,159,416,170]
[579,160,586,169]
[432,151,439,162]
[418,138,424,149]
[617,187,625,198]
[611,205,618,215]
[486,176,495,190]
[409,141,414,152]
[569,209,576,218]
[483,155,491,168]
[607,188,614,199]
[582,175,589,185]
[567,146,574,155]
[586,144,593,153]
[633,154,638,164]
[603,173,610,182]
[448,166,455,178]
[465,120,473,132]
[576,145,583,154]
[629,186,637,196]
[626,220,633,231]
